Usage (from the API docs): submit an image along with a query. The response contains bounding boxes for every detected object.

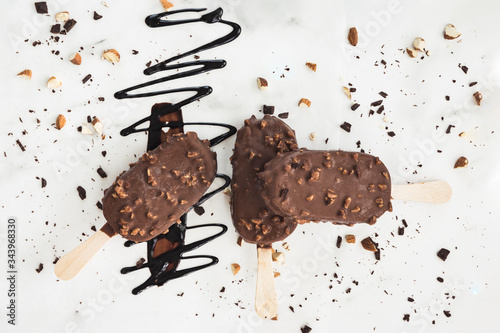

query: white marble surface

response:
[1,0,500,332]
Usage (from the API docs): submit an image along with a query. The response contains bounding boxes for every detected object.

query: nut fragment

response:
[413,37,426,52]
[305,62,317,72]
[348,27,358,46]
[160,0,174,10]
[406,47,418,58]
[342,86,351,100]
[272,251,285,265]
[17,69,32,80]
[69,52,82,65]
[102,49,120,63]
[473,92,482,106]
[298,98,311,107]
[454,156,468,169]
[231,263,241,275]
[81,123,94,135]
[444,24,461,40]
[309,132,316,141]
[47,76,62,89]
[56,114,66,130]
[55,11,70,22]
[361,237,377,252]
[345,235,356,244]
[257,77,268,90]
[91,117,103,136]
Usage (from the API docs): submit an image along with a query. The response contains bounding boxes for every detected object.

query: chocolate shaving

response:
[379,91,388,98]
[278,112,289,119]
[35,263,44,273]
[336,236,342,248]
[82,74,92,84]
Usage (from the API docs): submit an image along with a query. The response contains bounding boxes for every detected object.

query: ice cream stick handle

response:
[55,223,115,281]
[255,246,278,319]
[392,181,452,204]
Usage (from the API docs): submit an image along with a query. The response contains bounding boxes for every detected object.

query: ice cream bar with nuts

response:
[230,115,299,245]
[258,149,392,225]
[103,132,216,242]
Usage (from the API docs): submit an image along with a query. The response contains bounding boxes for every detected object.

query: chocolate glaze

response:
[102,132,217,242]
[113,7,241,293]
[231,115,299,246]
[258,150,392,225]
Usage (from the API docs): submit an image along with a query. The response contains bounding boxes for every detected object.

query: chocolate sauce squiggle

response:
[114,7,241,294]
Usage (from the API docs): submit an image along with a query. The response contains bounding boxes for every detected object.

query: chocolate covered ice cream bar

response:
[103,132,216,242]
[231,115,299,245]
[258,149,392,225]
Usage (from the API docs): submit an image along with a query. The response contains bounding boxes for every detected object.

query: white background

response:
[1,0,500,332]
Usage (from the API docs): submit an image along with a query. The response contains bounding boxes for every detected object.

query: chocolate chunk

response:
[387,131,396,137]
[371,100,383,107]
[35,2,48,14]
[398,227,404,235]
[98,97,105,101]
[135,258,146,268]
[263,105,275,115]
[469,82,477,87]
[407,297,414,302]
[340,122,351,133]
[443,310,451,317]
[437,277,444,283]
[349,87,356,92]
[402,219,408,227]
[437,248,450,261]
[50,24,61,34]
[351,103,360,111]
[193,205,205,216]
[77,186,86,200]
[93,11,103,20]
[379,91,388,98]
[101,151,107,157]
[132,50,139,55]
[278,112,289,119]
[103,132,216,242]
[63,19,77,32]
[259,150,391,225]
[35,263,44,273]
[403,314,410,322]
[97,167,107,178]
[41,178,47,188]
[231,115,298,245]
[96,201,103,210]
[461,65,468,74]
[301,325,312,333]
[336,236,342,248]
[82,74,92,84]
[91,225,97,232]
[376,105,384,114]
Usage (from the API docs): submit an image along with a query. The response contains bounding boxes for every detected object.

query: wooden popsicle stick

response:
[392,181,452,204]
[255,246,278,319]
[55,223,115,281]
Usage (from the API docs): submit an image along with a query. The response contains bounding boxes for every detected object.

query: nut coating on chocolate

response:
[231,115,299,245]
[103,132,216,242]
[258,150,392,225]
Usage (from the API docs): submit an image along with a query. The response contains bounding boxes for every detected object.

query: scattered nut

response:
[406,47,418,58]
[473,91,482,106]
[345,235,356,244]
[454,156,468,169]
[413,37,426,52]
[69,52,82,65]
[342,86,351,100]
[257,77,268,90]
[309,132,317,141]
[298,98,311,107]
[458,131,466,138]
[102,49,120,63]
[361,237,377,252]
[282,242,290,251]
[56,114,66,130]
[348,27,358,46]
[305,62,317,72]
[91,117,103,136]
[273,272,281,278]
[272,251,285,265]
[160,0,174,10]
[444,24,461,40]
[81,124,94,135]
[17,69,32,80]
[426,50,432,56]
[237,236,243,247]
[55,11,70,22]
[47,76,62,89]
[231,263,241,275]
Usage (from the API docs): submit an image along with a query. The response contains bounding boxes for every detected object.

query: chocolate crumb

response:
[402,219,408,227]
[379,91,388,98]
[398,227,405,235]
[93,11,103,20]
[336,236,342,248]
[97,167,107,178]
[87,115,92,123]
[437,248,450,261]
[461,65,468,74]
[91,225,97,232]
[35,2,48,14]
[146,61,152,68]
[443,310,451,317]
[301,325,312,333]
[98,97,105,101]
[445,96,450,101]
[135,258,146,268]
[193,205,205,216]
[82,74,92,84]
[96,201,103,210]
[50,24,61,34]
[351,103,360,111]
[278,112,289,119]
[446,125,455,134]
[376,105,385,114]
[53,257,59,264]
[289,306,295,313]
[371,100,383,107]
[77,126,82,132]
[407,297,414,302]
[64,19,77,32]
[345,288,351,294]
[16,139,26,152]
[263,105,275,115]
[340,122,351,133]
[101,151,107,157]
[132,50,139,55]
[387,131,396,137]
[41,178,47,188]
[220,287,225,292]
[437,277,444,283]
[403,314,410,322]
[36,263,44,273]
[469,82,477,87]
[77,186,86,200]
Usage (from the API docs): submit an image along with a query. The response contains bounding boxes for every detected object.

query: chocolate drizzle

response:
[115,7,241,294]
